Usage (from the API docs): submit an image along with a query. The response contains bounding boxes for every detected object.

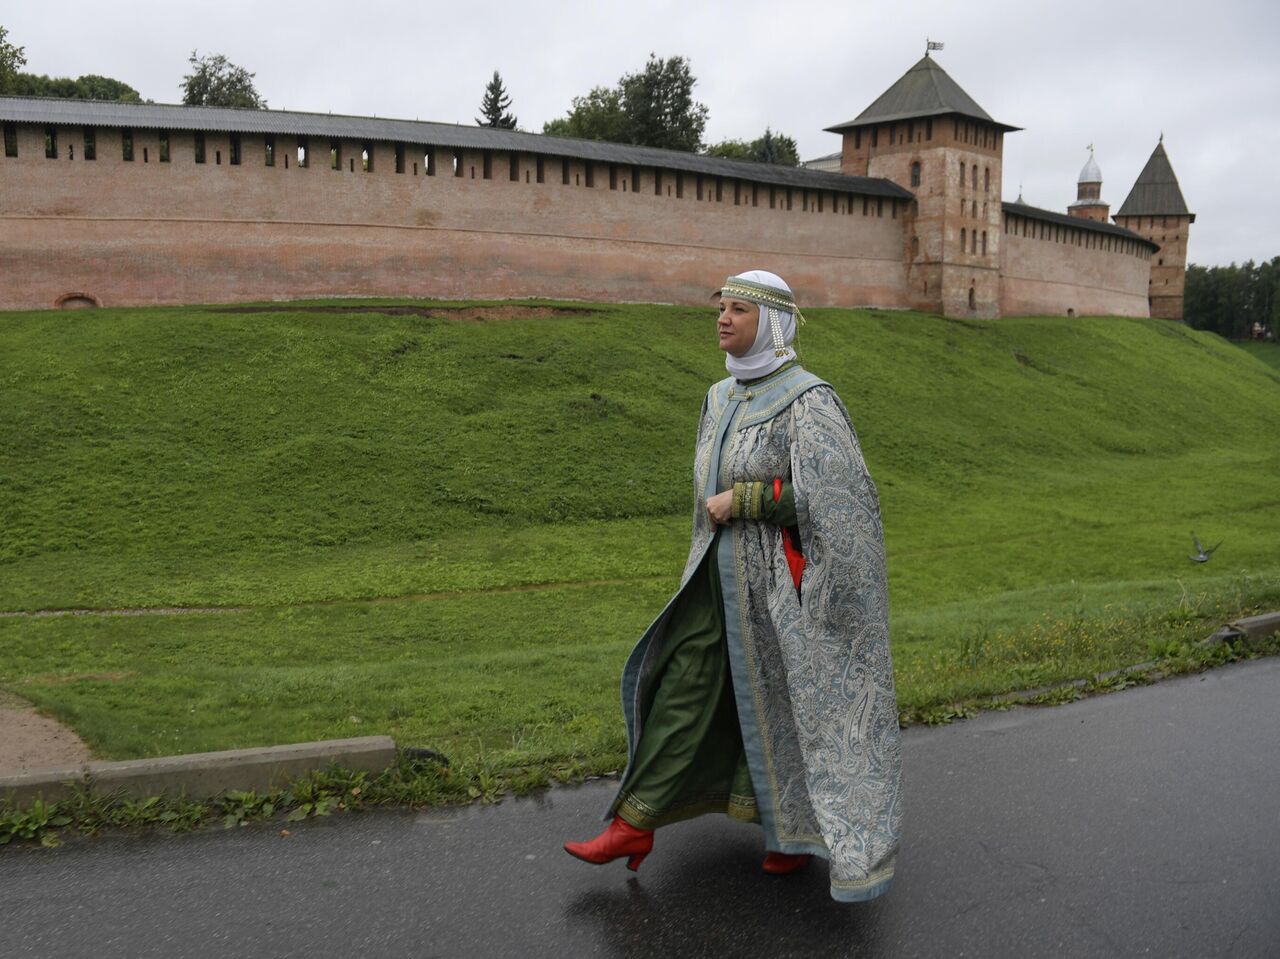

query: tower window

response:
[331,141,342,170]
[854,129,861,150]
[230,134,241,166]
[982,231,988,255]
[910,161,921,187]
[194,133,206,164]
[971,165,977,189]
[297,138,309,168]
[926,119,933,140]
[482,150,492,179]
[45,127,58,159]
[959,160,965,187]
[83,127,96,161]
[265,135,275,167]
[512,153,521,182]
[3,123,16,158]
[121,129,133,162]
[536,156,545,183]
[984,167,990,192]
[961,228,966,250]
[395,143,406,174]
[871,128,878,148]
[911,235,919,258]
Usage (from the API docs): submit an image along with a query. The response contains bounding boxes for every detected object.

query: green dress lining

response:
[613,484,796,830]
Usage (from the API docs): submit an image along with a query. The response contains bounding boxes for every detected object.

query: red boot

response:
[564,815,654,871]
[762,851,812,874]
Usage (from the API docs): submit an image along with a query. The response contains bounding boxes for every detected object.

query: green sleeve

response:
[758,482,797,527]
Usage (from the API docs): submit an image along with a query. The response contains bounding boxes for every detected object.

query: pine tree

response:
[476,71,517,129]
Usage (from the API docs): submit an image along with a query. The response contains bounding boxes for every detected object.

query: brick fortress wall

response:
[0,123,911,312]
[841,116,1005,318]
[1115,214,1191,321]
[1000,209,1151,317]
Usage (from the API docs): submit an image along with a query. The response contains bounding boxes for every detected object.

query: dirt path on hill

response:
[0,689,92,776]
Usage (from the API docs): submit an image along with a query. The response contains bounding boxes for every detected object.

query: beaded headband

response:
[719,276,805,316]
[717,275,806,358]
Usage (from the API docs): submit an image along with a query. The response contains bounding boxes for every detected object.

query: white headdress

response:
[719,270,804,380]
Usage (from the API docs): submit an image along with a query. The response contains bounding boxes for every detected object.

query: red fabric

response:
[775,478,806,590]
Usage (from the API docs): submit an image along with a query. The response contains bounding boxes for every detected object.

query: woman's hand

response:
[706,490,734,525]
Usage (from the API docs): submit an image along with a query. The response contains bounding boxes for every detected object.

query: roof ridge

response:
[0,96,917,200]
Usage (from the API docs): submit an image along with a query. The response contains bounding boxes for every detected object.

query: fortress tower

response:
[825,54,1020,317]
[1068,147,1109,222]
[1114,139,1194,321]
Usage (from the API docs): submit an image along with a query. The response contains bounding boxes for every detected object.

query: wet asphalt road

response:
[2,656,1278,959]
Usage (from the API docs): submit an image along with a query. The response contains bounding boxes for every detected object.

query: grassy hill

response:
[2,301,1278,772]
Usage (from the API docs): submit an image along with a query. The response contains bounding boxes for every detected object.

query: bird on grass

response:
[1188,532,1221,563]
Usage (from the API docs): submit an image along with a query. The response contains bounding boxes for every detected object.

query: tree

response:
[476,70,517,129]
[1185,257,1280,339]
[542,53,708,152]
[618,54,708,152]
[542,86,627,141]
[181,51,265,109]
[0,24,26,94]
[706,128,801,167]
[11,72,141,102]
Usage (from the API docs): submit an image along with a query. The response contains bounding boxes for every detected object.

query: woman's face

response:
[718,297,760,357]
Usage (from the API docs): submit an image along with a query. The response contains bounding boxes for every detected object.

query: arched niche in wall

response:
[55,291,102,309]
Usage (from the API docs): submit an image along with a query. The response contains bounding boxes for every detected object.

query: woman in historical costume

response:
[563,270,902,902]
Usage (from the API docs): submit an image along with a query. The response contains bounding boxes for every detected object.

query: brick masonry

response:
[1,120,1157,317]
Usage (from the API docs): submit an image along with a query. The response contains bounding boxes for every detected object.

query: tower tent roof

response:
[1116,141,1192,218]
[825,55,1020,133]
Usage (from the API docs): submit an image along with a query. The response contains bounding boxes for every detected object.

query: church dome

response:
[1078,151,1102,184]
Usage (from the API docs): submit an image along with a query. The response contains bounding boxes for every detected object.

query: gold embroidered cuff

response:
[732,482,766,520]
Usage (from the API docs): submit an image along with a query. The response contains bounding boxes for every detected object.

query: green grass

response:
[2,300,1278,777]
[1236,339,1280,371]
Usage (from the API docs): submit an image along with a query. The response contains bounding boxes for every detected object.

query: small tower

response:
[824,54,1020,318]
[1114,138,1195,322]
[1068,146,1109,222]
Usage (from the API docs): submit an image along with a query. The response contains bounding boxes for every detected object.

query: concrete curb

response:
[1206,610,1280,644]
[0,736,397,809]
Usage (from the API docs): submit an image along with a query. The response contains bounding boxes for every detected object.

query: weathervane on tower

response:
[925,38,945,56]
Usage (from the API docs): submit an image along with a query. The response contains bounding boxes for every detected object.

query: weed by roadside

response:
[0,750,614,850]
[899,631,1279,726]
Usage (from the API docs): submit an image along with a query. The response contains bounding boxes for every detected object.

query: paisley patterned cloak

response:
[611,364,903,902]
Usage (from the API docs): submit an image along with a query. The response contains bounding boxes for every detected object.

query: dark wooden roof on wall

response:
[1003,200,1160,251]
[1115,142,1193,219]
[0,96,913,199]
[826,55,1020,133]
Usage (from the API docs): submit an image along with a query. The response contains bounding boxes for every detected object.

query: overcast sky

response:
[7,0,1276,267]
